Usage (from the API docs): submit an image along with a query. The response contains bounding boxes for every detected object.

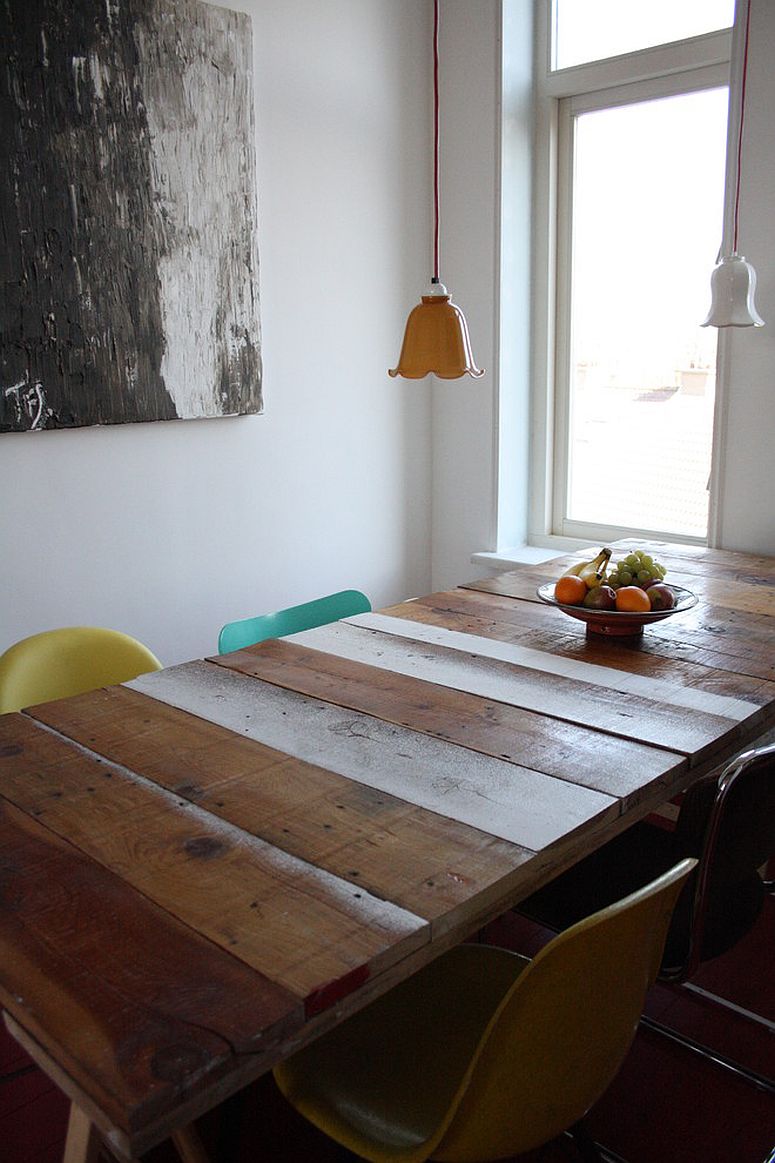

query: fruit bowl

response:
[536,583,698,637]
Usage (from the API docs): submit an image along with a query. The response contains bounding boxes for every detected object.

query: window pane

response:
[553,1,734,71]
[565,88,728,540]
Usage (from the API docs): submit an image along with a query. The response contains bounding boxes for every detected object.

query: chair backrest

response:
[0,627,162,714]
[218,589,371,654]
[670,741,775,976]
[432,858,696,1161]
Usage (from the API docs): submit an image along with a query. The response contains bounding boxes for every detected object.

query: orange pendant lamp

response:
[702,0,764,328]
[389,0,484,379]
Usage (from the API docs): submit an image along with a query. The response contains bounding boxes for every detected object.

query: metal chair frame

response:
[659,744,775,983]
[519,743,775,1097]
[640,747,775,1094]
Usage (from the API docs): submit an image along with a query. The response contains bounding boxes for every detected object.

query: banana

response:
[561,547,612,588]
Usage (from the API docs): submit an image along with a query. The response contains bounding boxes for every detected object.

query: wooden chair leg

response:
[170,1125,212,1163]
[63,1103,103,1163]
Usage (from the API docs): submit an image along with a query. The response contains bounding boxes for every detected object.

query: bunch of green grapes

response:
[605,550,667,590]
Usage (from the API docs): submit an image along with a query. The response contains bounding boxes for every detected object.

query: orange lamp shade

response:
[389,293,484,379]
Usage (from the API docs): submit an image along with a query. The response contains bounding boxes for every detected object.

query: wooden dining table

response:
[2,540,774,1162]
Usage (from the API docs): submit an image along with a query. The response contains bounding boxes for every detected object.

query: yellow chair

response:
[0,626,162,714]
[273,859,696,1163]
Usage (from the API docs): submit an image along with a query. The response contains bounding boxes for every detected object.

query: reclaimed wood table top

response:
[2,540,774,1159]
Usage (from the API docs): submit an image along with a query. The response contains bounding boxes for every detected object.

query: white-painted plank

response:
[278,619,747,754]
[331,614,757,722]
[128,663,616,852]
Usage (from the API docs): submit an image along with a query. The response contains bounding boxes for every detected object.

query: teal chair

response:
[218,589,371,654]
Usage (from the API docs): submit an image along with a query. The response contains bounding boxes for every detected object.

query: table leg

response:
[62,1103,210,1163]
[63,1103,102,1163]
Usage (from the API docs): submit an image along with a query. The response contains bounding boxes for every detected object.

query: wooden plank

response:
[29,687,535,928]
[377,600,772,707]
[386,590,584,647]
[652,573,775,617]
[0,716,427,1006]
[643,606,775,674]
[462,571,556,604]
[423,580,775,682]
[385,589,552,634]
[383,589,775,694]
[462,562,775,617]
[474,541,775,610]
[345,613,765,722]
[479,539,775,588]
[128,661,618,852]
[607,539,775,582]
[0,795,301,1141]
[275,619,758,764]
[214,639,687,806]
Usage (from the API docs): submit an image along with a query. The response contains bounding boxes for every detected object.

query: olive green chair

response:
[273,859,696,1163]
[0,626,162,714]
[218,589,371,654]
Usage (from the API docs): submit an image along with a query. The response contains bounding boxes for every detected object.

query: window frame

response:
[528,3,732,550]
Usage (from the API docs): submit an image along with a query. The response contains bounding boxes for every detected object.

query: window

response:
[530,4,733,547]
[553,0,734,71]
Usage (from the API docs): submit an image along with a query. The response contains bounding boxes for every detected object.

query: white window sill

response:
[472,536,596,570]
[471,545,565,569]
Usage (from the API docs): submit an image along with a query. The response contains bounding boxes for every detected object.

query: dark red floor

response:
[3,900,773,1163]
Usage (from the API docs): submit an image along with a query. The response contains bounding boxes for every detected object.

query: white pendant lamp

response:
[389,0,484,379]
[702,0,764,328]
[704,253,763,328]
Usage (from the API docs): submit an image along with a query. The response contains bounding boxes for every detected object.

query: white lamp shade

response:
[702,253,765,327]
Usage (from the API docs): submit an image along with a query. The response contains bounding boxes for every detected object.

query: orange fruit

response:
[615,585,651,613]
[555,575,588,605]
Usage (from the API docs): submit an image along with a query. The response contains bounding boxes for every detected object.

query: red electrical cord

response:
[732,0,752,254]
[432,0,440,283]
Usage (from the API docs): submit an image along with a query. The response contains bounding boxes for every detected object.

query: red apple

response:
[648,583,675,611]
[583,585,617,610]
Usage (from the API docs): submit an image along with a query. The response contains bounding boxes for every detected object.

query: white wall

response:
[430,0,499,592]
[710,0,775,553]
[430,0,533,591]
[0,0,433,665]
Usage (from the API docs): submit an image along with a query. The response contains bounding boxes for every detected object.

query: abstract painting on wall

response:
[1,0,262,432]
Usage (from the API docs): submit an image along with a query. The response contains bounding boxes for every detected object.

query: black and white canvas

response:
[1,0,262,432]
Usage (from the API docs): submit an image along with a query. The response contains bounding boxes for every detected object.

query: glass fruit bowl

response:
[536,582,698,637]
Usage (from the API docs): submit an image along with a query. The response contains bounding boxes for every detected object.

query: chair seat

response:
[274,944,528,1162]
